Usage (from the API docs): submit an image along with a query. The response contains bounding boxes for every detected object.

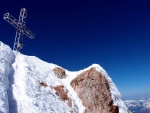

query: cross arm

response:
[3,13,18,28]
[24,27,35,39]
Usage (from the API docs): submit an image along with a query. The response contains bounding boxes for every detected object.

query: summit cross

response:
[3,8,35,51]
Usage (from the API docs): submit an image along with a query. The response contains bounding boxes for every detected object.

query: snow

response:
[0,42,73,113]
[11,53,73,113]
[0,42,14,113]
[125,98,150,113]
[144,99,150,108]
[125,99,150,108]
[0,41,129,113]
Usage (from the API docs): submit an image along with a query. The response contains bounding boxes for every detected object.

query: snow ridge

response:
[0,42,15,113]
[12,53,73,113]
[0,41,129,113]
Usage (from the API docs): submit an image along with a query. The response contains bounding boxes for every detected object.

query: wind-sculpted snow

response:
[0,42,15,113]
[0,41,129,113]
[11,54,79,113]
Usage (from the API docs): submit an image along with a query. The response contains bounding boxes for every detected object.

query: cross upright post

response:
[3,8,35,51]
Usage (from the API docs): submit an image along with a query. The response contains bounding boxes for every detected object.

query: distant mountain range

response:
[124,98,150,113]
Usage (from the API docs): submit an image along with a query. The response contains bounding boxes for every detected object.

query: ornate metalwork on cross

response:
[3,8,35,51]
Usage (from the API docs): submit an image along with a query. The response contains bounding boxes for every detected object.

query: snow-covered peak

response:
[144,99,150,108]
[125,98,150,113]
[0,41,130,113]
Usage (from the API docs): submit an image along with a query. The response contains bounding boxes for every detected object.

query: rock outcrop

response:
[71,67,119,113]
[51,65,131,113]
[53,67,67,79]
[54,85,72,107]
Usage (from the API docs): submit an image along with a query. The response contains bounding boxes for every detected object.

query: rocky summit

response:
[0,41,130,113]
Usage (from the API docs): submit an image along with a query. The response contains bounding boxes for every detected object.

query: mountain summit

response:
[0,41,130,113]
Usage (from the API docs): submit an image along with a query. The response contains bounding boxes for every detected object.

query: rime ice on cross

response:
[3,8,35,51]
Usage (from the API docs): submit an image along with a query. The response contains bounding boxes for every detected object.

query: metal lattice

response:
[3,8,35,51]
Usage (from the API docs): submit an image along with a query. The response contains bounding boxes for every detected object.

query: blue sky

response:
[0,0,150,100]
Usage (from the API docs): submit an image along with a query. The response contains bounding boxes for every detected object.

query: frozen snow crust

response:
[0,41,128,113]
[0,42,15,113]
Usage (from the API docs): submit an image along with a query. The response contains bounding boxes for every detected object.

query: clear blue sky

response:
[0,0,150,100]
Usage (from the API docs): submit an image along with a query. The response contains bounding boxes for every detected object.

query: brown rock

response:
[39,81,48,87]
[71,68,119,113]
[54,85,72,107]
[53,67,67,79]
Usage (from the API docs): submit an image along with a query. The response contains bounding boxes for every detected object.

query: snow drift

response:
[0,41,130,113]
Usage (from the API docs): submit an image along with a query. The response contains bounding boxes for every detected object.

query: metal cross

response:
[3,8,35,51]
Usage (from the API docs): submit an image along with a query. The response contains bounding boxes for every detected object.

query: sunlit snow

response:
[0,41,128,113]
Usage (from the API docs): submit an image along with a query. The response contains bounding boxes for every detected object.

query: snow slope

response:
[0,41,128,113]
[0,42,14,113]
